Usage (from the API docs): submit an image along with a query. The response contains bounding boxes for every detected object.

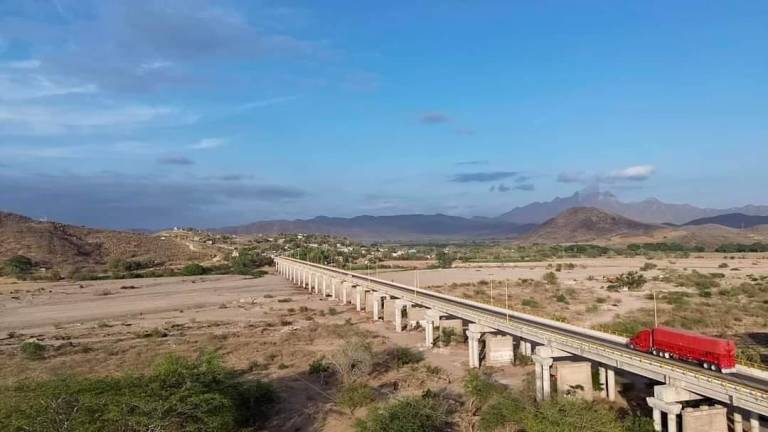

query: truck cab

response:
[629,329,652,352]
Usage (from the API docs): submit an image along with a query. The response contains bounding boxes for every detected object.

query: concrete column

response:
[371,293,382,321]
[425,319,435,347]
[355,286,364,311]
[532,355,553,401]
[394,300,411,332]
[750,412,760,432]
[646,397,682,432]
[330,279,337,300]
[734,412,743,432]
[519,340,532,356]
[467,331,482,368]
[598,366,608,398]
[652,408,662,432]
[606,368,616,402]
[322,276,327,297]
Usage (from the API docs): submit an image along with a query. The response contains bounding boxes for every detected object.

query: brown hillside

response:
[0,211,213,273]
[522,207,658,244]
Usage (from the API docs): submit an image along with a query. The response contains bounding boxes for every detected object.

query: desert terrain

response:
[0,271,531,431]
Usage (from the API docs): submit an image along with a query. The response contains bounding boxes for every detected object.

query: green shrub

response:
[230,252,273,276]
[608,271,647,291]
[522,298,541,308]
[555,293,569,304]
[523,397,624,432]
[387,346,424,369]
[337,382,376,414]
[464,369,504,406]
[19,341,46,360]
[181,263,208,276]
[355,394,449,432]
[623,416,655,432]
[542,271,558,286]
[0,351,278,431]
[478,393,525,432]
[2,255,35,278]
[640,262,658,271]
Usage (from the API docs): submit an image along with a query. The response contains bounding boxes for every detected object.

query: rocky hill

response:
[497,190,768,225]
[0,211,214,274]
[683,213,768,229]
[521,207,659,244]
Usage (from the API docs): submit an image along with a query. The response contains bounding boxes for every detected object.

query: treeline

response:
[0,250,274,281]
[714,243,768,253]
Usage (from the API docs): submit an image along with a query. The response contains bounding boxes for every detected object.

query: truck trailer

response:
[628,327,736,372]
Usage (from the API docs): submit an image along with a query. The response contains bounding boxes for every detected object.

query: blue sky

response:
[0,0,766,229]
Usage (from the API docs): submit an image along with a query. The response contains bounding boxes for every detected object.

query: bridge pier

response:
[467,323,494,368]
[532,355,554,401]
[597,366,617,401]
[322,275,328,297]
[647,397,682,432]
[518,339,532,357]
[355,286,365,311]
[749,412,760,432]
[394,300,412,332]
[424,310,444,348]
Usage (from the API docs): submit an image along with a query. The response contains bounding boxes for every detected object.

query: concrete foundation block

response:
[383,299,397,322]
[439,318,465,343]
[407,307,427,327]
[554,361,594,400]
[485,335,515,366]
[365,292,375,312]
[681,405,727,432]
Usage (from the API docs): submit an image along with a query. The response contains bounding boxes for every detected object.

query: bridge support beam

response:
[598,366,617,401]
[322,276,328,297]
[532,355,554,401]
[371,293,386,321]
[355,286,365,311]
[424,310,445,348]
[394,300,412,332]
[734,412,743,432]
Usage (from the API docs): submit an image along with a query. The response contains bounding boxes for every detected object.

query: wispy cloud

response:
[605,165,656,182]
[490,182,534,193]
[455,160,488,166]
[238,96,299,110]
[157,156,195,166]
[455,128,475,136]
[557,165,656,185]
[420,112,451,124]
[0,103,193,135]
[191,137,227,150]
[451,171,518,183]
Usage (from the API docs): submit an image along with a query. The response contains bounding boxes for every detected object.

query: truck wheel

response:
[702,362,710,370]
[663,352,670,359]
[652,349,658,356]
[711,364,720,372]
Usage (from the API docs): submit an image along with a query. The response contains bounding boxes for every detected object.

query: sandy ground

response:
[0,271,537,432]
[377,255,768,333]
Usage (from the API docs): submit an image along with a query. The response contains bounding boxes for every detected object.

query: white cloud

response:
[607,165,656,181]
[6,59,42,69]
[0,73,98,100]
[191,137,227,150]
[238,96,299,110]
[137,60,174,74]
[0,104,193,135]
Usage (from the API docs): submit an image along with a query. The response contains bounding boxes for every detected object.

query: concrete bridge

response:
[276,257,767,432]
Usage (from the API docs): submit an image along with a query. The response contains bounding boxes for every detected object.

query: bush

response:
[19,341,46,360]
[230,251,273,276]
[329,337,374,384]
[523,398,625,432]
[464,369,504,407]
[387,346,424,369]
[337,382,376,414]
[623,416,655,432]
[607,271,647,291]
[478,393,525,432]
[355,394,449,432]
[542,271,558,286]
[2,255,35,278]
[521,298,541,308]
[181,263,208,276]
[0,351,278,431]
[639,262,657,271]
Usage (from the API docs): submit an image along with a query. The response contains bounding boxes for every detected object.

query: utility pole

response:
[653,288,658,328]
[490,279,494,306]
[505,281,509,323]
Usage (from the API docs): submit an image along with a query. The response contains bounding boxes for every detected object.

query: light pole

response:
[653,288,658,328]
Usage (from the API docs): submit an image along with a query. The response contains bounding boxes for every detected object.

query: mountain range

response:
[497,191,768,225]
[682,213,768,229]
[215,191,768,241]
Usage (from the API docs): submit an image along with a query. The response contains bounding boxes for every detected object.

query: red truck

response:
[628,327,737,372]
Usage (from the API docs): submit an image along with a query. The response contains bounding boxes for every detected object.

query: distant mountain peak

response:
[522,207,657,244]
[497,191,768,225]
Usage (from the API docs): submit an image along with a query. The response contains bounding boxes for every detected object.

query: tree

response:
[542,271,559,286]
[435,250,455,269]
[355,394,449,432]
[2,255,35,278]
[230,251,273,275]
[181,263,207,276]
[328,337,374,384]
